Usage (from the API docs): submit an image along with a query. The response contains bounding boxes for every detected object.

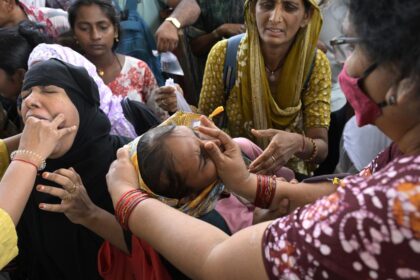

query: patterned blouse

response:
[262,144,420,279]
[108,56,168,121]
[199,41,331,137]
[19,2,69,38]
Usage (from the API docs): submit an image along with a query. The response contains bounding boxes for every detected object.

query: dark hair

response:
[68,0,121,50]
[137,125,193,199]
[349,0,420,86]
[303,0,311,12]
[0,21,48,75]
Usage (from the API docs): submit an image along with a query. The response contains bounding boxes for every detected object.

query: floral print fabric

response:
[19,2,69,38]
[108,56,168,121]
[262,146,420,279]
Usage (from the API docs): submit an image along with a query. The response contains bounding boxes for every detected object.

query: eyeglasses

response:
[330,36,362,64]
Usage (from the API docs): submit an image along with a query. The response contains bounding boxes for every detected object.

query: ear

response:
[11,68,26,86]
[300,7,313,28]
[391,77,419,106]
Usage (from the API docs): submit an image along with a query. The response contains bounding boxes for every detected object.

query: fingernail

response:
[39,204,45,209]
[42,172,49,178]
[36,185,44,191]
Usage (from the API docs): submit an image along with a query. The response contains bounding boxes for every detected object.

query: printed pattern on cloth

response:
[19,2,69,38]
[262,152,420,279]
[108,56,168,120]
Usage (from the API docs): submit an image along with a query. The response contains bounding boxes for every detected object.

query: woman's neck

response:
[260,41,293,71]
[86,51,116,70]
[396,122,420,155]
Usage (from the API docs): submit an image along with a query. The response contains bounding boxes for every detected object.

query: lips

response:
[89,44,106,50]
[25,113,51,122]
[266,27,285,34]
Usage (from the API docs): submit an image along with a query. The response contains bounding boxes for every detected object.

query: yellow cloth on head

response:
[127,111,225,217]
[240,0,322,146]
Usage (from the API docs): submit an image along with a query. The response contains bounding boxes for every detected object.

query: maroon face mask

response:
[338,63,387,126]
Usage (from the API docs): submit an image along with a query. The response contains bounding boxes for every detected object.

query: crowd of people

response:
[0,0,419,279]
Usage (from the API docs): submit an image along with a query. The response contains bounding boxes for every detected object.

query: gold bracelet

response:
[304,137,317,162]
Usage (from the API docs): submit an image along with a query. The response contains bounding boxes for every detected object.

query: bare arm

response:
[156,0,201,52]
[169,0,200,26]
[106,147,269,279]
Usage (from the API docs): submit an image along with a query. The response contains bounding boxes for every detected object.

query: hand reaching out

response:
[249,129,301,174]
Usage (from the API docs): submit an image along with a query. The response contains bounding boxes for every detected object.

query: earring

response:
[115,36,119,42]
[387,95,397,106]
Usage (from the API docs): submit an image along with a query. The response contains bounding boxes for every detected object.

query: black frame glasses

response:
[330,36,362,64]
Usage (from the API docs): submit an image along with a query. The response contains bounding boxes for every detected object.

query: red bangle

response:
[12,158,38,171]
[115,190,149,231]
[254,175,276,208]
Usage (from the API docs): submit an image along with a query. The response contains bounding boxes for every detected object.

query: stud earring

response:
[387,95,397,106]
[115,36,119,42]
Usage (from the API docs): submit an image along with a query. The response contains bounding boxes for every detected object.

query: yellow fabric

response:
[198,0,331,175]
[0,140,9,179]
[127,111,225,217]
[0,208,18,270]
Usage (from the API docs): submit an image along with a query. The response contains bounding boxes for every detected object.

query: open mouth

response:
[266,27,285,34]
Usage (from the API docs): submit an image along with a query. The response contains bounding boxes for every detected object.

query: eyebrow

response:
[191,129,206,171]
[76,20,110,25]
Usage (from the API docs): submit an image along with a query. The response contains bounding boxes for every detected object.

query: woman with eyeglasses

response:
[106,0,420,278]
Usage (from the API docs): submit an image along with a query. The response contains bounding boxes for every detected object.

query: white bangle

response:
[10,150,46,171]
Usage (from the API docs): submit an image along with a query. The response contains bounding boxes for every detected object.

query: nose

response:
[90,27,102,40]
[269,3,283,23]
[22,88,42,110]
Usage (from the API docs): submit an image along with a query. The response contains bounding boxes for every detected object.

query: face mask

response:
[338,63,387,126]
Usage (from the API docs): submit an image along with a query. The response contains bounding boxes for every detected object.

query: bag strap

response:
[222,33,244,104]
[125,0,138,12]
[302,49,318,93]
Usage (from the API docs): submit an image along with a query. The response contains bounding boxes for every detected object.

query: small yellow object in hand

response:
[208,106,224,120]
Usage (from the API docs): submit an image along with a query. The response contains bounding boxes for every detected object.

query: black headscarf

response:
[16,59,130,280]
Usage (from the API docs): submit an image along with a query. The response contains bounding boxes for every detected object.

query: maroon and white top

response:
[262,144,420,279]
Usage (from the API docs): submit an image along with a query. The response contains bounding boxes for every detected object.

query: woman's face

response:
[20,85,79,158]
[166,126,218,193]
[73,4,117,58]
[344,37,415,141]
[255,0,311,48]
[0,69,23,100]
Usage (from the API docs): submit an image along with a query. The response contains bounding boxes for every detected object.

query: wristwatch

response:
[165,17,181,29]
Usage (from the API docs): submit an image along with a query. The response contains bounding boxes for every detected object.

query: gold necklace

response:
[97,53,122,77]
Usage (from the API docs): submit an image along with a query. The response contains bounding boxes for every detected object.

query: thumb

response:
[251,129,277,139]
[116,146,130,160]
[203,141,224,165]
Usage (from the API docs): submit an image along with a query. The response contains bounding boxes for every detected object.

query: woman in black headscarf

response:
[14,59,130,279]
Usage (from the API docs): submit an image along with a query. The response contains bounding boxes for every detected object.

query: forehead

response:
[75,4,112,22]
